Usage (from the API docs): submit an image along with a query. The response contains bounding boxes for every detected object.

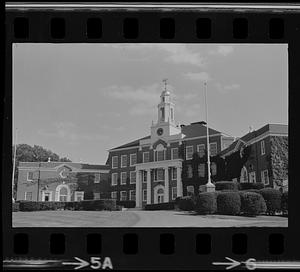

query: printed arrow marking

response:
[62,257,89,270]
[213,257,241,270]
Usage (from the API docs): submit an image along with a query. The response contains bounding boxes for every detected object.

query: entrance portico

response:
[135,159,183,208]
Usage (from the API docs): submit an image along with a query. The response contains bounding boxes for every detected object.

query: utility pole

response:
[37,161,41,201]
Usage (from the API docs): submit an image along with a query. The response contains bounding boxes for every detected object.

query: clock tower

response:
[150,80,182,143]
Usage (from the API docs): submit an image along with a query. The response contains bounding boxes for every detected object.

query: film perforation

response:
[196,234,211,254]
[86,18,102,39]
[123,233,138,255]
[86,233,102,254]
[269,233,284,255]
[232,233,248,255]
[50,233,65,255]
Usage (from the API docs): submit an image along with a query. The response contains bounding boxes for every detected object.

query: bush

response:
[116,200,136,208]
[144,202,175,210]
[259,188,282,215]
[240,182,265,190]
[281,191,288,216]
[215,181,239,191]
[80,199,116,211]
[239,192,267,216]
[195,192,217,214]
[217,191,241,215]
[19,201,40,211]
[178,196,196,211]
[12,202,20,212]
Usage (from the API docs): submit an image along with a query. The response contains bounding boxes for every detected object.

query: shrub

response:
[243,189,261,194]
[144,202,175,210]
[259,188,282,215]
[215,181,239,191]
[12,203,20,212]
[281,191,288,216]
[80,199,116,211]
[116,200,136,208]
[178,196,196,211]
[217,191,241,215]
[19,201,40,211]
[240,182,265,190]
[195,192,217,214]
[239,192,267,216]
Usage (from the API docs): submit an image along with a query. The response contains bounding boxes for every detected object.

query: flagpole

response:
[204,82,213,186]
[12,128,18,203]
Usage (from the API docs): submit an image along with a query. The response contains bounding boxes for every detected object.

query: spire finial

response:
[162,78,168,91]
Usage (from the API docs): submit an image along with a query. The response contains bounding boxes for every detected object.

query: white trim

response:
[171,148,178,160]
[153,185,164,204]
[172,187,177,200]
[197,144,205,158]
[130,171,136,184]
[247,132,288,146]
[121,155,127,168]
[24,191,33,201]
[249,171,256,183]
[109,146,139,152]
[111,191,117,200]
[26,171,34,181]
[261,169,269,185]
[120,191,127,201]
[74,191,84,202]
[130,153,137,166]
[209,142,218,156]
[183,133,222,142]
[112,156,118,169]
[120,172,127,185]
[41,190,52,202]
[186,146,194,160]
[171,167,177,180]
[55,184,71,202]
[143,152,150,163]
[129,190,136,201]
[111,173,118,186]
[94,173,101,183]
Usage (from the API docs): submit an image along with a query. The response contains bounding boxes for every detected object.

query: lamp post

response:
[36,162,41,201]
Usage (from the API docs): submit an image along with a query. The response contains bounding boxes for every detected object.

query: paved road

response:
[13,210,288,228]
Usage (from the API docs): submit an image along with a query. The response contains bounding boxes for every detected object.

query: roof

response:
[109,123,222,151]
[18,161,109,170]
[218,123,288,157]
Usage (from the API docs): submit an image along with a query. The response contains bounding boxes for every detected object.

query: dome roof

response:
[161,90,170,96]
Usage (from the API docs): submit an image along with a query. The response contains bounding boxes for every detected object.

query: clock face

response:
[157,128,163,136]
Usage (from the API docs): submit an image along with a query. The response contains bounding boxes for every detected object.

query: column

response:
[135,170,143,208]
[176,166,183,197]
[146,169,151,204]
[164,167,169,202]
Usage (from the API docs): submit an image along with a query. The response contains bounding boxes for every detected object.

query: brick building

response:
[219,124,288,189]
[16,161,109,202]
[106,88,235,207]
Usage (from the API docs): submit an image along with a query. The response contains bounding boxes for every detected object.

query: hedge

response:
[144,202,175,210]
[281,191,288,216]
[239,192,267,216]
[215,181,239,191]
[217,191,241,215]
[12,203,20,212]
[240,182,265,190]
[116,200,136,208]
[178,196,196,211]
[195,192,218,214]
[259,188,282,215]
[80,199,116,211]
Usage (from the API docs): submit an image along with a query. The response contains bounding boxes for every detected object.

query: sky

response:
[13,43,288,164]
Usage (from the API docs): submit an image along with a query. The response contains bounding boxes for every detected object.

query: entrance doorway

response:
[154,185,165,204]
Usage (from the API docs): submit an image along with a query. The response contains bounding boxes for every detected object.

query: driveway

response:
[13,210,288,228]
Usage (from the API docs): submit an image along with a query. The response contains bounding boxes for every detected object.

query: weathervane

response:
[162,78,168,91]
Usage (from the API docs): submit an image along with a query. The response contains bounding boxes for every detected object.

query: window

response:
[198,163,205,177]
[171,168,177,180]
[75,191,84,202]
[142,171,147,183]
[211,162,217,176]
[187,185,194,195]
[261,140,265,155]
[197,144,205,158]
[171,108,174,121]
[112,156,118,168]
[129,190,136,201]
[111,173,118,186]
[94,173,100,183]
[187,165,193,178]
[160,107,165,121]
[157,150,165,161]
[93,192,100,200]
[120,191,127,201]
[111,191,117,199]
[171,148,178,160]
[121,172,127,185]
[121,155,127,168]
[25,192,32,200]
[130,153,137,166]
[249,171,256,183]
[143,152,150,163]
[261,170,269,185]
[142,189,147,201]
[154,169,164,181]
[130,171,136,184]
[172,187,177,200]
[27,171,34,181]
[209,142,217,156]
[186,146,194,160]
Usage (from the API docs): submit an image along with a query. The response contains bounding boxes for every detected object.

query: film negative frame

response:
[3,3,300,270]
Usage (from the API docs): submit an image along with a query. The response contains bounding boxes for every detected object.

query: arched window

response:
[59,187,68,202]
[157,188,164,194]
[160,107,165,121]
